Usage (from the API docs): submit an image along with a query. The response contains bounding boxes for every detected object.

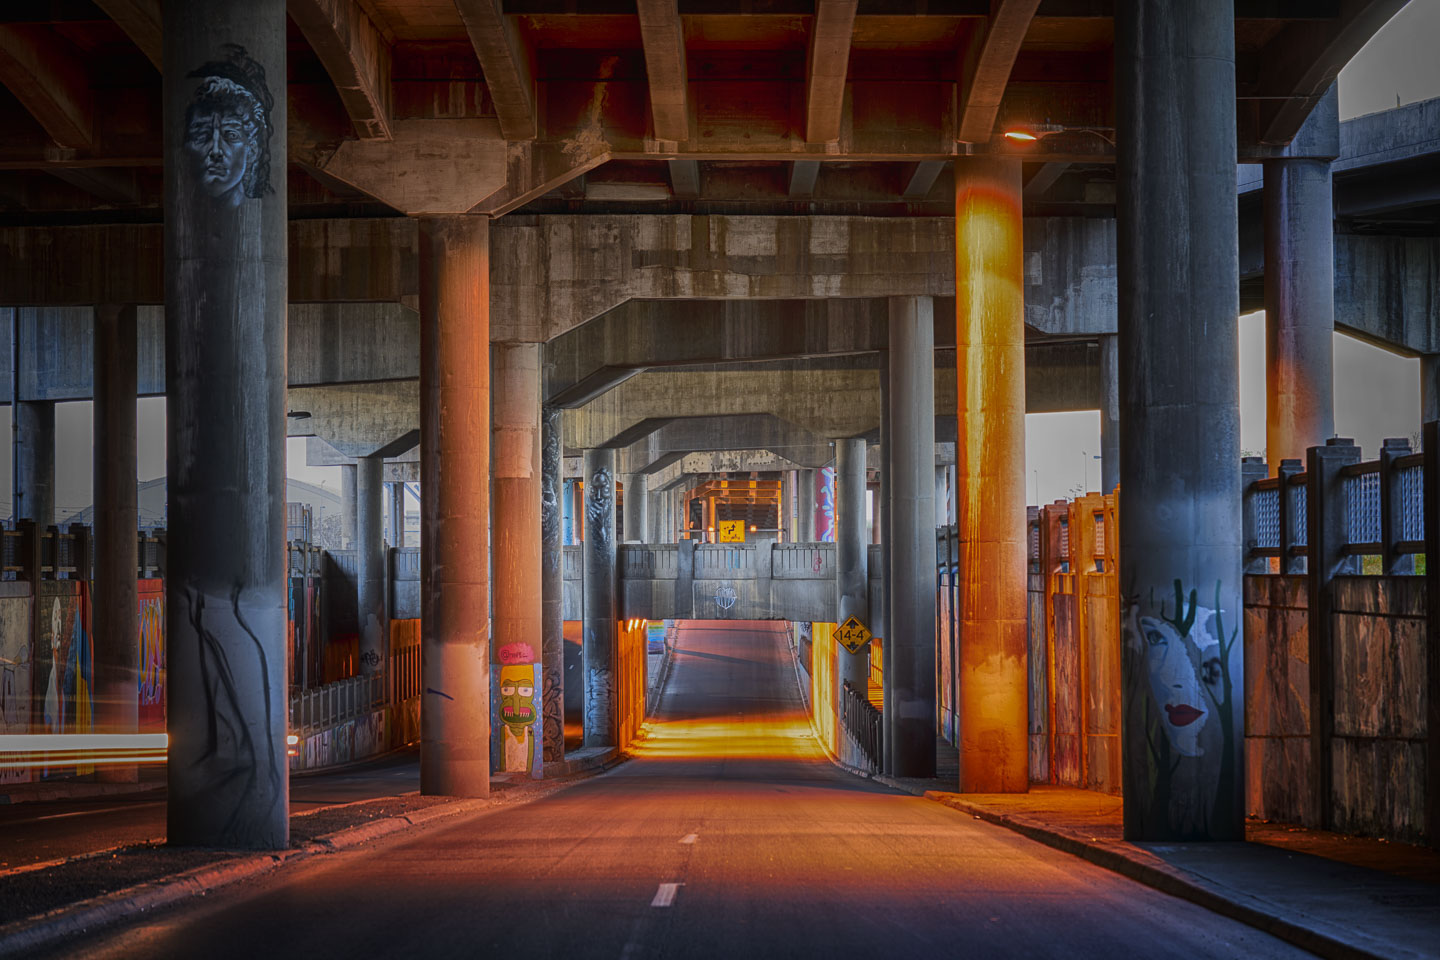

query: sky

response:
[9,0,1440,517]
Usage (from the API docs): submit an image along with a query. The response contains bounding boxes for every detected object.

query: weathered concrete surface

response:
[492,342,543,689]
[611,415,837,474]
[355,454,387,677]
[617,542,839,623]
[13,399,55,527]
[582,448,618,748]
[1243,574,1315,827]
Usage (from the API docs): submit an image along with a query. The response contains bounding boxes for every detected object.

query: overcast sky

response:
[11,0,1440,516]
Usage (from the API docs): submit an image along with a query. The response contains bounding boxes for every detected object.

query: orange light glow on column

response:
[954,157,1029,794]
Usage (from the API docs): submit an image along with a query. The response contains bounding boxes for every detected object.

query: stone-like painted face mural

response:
[183,45,274,207]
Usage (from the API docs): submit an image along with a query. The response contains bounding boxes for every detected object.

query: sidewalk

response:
[874,746,1440,960]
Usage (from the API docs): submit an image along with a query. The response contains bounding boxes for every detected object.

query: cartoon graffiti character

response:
[499,664,537,773]
[183,45,274,207]
[44,598,62,733]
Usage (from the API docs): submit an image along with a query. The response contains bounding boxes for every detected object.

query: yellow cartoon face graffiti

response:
[499,664,536,734]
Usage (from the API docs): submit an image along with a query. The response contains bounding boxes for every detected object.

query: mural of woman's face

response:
[1137,615,1207,757]
[50,598,61,654]
[185,110,251,204]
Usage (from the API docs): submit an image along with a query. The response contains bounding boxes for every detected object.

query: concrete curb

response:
[0,780,165,806]
[888,783,1421,960]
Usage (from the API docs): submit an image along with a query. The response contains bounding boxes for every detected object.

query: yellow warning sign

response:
[834,616,872,654]
[718,520,746,543]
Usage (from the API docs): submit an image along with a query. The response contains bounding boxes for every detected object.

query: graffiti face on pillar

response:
[183,45,274,207]
[586,468,613,544]
[498,664,538,773]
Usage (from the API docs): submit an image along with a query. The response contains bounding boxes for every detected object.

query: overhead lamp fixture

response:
[1003,123,1115,146]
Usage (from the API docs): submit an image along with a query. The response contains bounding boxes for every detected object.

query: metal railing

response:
[841,679,883,773]
[289,672,384,737]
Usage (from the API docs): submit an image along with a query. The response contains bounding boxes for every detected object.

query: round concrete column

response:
[340,464,356,549]
[14,400,55,527]
[955,156,1028,794]
[582,448,618,747]
[834,438,870,742]
[418,214,492,798]
[93,304,138,784]
[885,296,937,780]
[356,454,387,676]
[1424,355,1440,425]
[1264,157,1335,470]
[622,473,648,543]
[1117,0,1244,841]
[798,469,816,542]
[389,481,406,548]
[1100,335,1121,495]
[540,403,565,761]
[163,0,289,847]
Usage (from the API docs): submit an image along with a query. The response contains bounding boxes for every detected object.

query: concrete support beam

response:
[92,304,138,784]
[388,481,405,547]
[1424,355,1440,426]
[340,463,357,549]
[804,1,857,144]
[1264,154,1336,470]
[356,453,387,676]
[288,0,393,140]
[637,0,688,142]
[0,24,94,150]
[454,0,535,142]
[902,161,945,201]
[493,341,543,711]
[834,438,869,756]
[540,402,564,762]
[582,448,618,748]
[955,156,1027,794]
[788,161,819,199]
[163,0,289,849]
[419,214,491,797]
[622,473,649,543]
[887,296,937,779]
[798,469,817,544]
[1099,334,1119,494]
[1117,0,1243,841]
[13,400,55,527]
[93,0,162,69]
[956,1,1043,144]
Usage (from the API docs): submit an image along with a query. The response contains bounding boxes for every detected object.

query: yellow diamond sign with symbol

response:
[834,616,872,654]
[718,520,746,543]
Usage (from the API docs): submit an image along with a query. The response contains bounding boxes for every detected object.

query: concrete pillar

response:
[540,403,564,762]
[1424,355,1440,426]
[798,469,816,542]
[934,466,948,527]
[14,400,55,527]
[389,482,406,548]
[1099,335,1121,494]
[885,296,937,779]
[954,156,1029,794]
[93,305,138,784]
[1264,156,1336,470]
[834,438,870,717]
[419,214,491,797]
[356,454,386,676]
[492,341,543,743]
[340,464,356,549]
[1117,0,1243,841]
[164,0,289,848]
[622,473,648,543]
[582,448,618,747]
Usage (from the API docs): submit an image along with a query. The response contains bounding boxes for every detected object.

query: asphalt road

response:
[0,749,420,871]
[33,621,1315,959]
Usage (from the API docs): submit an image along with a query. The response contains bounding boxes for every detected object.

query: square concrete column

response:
[1099,335,1120,495]
[419,214,492,798]
[356,453,387,676]
[540,402,565,762]
[582,448,618,747]
[798,468,816,542]
[14,400,55,527]
[339,464,356,549]
[389,482,406,548]
[163,0,289,848]
[621,473,648,543]
[834,437,870,755]
[955,157,1029,794]
[93,304,138,784]
[1117,0,1244,841]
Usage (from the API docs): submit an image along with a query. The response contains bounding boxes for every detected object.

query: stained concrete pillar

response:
[340,464,356,549]
[492,342,543,740]
[798,469,816,542]
[934,466,948,527]
[834,438,870,724]
[540,403,564,762]
[389,482,406,548]
[93,305,138,784]
[14,400,55,527]
[356,454,386,676]
[1424,356,1440,426]
[419,214,491,797]
[164,0,289,847]
[885,296,937,779]
[1264,159,1336,470]
[1117,0,1244,841]
[955,156,1028,794]
[1100,335,1121,494]
[582,448,618,747]
[622,473,648,543]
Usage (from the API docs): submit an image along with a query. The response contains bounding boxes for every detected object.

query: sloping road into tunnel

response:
[33,621,1316,959]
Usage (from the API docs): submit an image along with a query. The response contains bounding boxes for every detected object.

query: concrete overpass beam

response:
[356,453,387,677]
[955,156,1028,794]
[582,448,619,748]
[419,214,492,798]
[163,0,289,849]
[1117,0,1244,842]
[93,304,139,784]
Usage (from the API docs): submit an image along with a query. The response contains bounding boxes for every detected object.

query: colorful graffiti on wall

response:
[0,595,32,785]
[138,580,165,731]
[32,583,93,776]
[815,467,836,542]
[493,640,542,778]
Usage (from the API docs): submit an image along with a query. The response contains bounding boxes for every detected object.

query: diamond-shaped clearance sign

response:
[834,616,872,654]
[718,519,746,543]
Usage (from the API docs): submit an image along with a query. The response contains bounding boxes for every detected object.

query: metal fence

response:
[289,672,384,737]
[841,679,883,773]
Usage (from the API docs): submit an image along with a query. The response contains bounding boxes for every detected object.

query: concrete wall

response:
[1244,574,1315,826]
[617,542,838,622]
